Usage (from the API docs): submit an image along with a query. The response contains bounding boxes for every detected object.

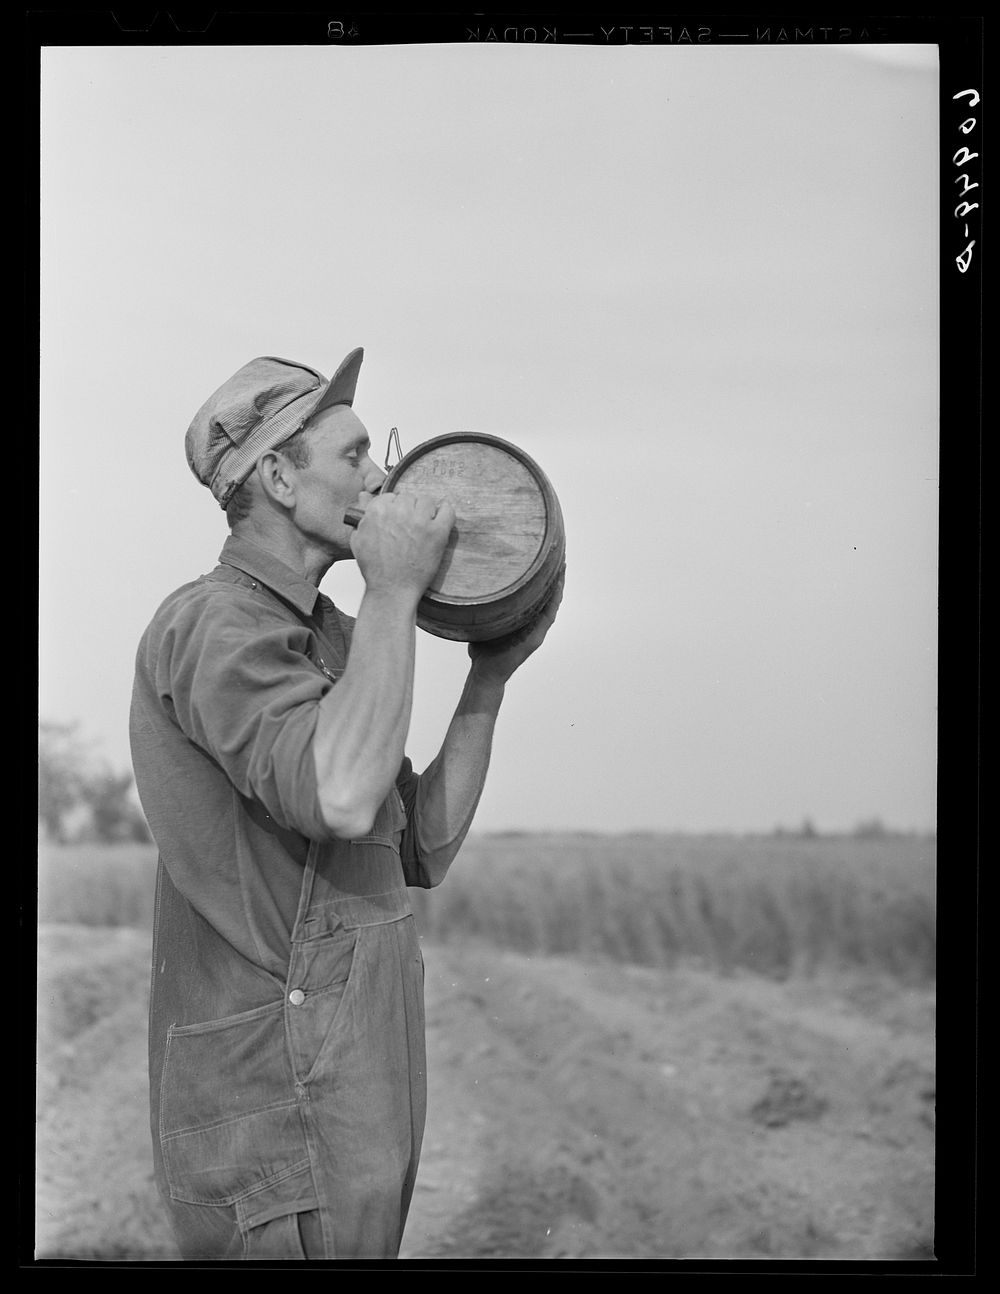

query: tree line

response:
[38,720,151,844]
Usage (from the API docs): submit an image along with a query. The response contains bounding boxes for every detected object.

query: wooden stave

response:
[383,432,565,642]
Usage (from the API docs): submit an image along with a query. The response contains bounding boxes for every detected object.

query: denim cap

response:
[185,348,364,508]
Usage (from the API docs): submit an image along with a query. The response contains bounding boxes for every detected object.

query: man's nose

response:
[363,460,387,495]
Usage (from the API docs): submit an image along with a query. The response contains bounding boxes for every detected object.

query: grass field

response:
[412,832,936,982]
[36,832,935,983]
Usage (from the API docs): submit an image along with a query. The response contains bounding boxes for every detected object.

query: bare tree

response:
[38,721,151,843]
[38,721,89,843]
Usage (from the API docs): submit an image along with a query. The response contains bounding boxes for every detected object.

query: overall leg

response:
[291,915,427,1258]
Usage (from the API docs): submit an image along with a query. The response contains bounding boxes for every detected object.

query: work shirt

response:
[129,535,435,1258]
[130,534,437,981]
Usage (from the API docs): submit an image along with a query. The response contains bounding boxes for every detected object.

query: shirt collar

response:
[218,534,323,618]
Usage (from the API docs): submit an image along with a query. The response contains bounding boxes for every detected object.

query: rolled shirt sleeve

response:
[394,755,435,887]
[145,583,336,841]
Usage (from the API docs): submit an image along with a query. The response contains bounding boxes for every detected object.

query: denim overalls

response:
[150,764,426,1260]
[133,539,433,1260]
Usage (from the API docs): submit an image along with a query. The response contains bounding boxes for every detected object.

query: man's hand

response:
[350,492,456,603]
[467,565,565,684]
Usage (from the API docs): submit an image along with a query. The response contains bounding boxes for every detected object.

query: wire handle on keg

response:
[385,426,402,472]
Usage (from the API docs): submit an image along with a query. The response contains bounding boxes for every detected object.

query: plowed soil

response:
[34,925,935,1263]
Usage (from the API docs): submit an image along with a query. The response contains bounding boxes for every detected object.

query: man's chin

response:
[329,534,356,564]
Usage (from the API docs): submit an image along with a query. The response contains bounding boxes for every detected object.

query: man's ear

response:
[255,450,296,510]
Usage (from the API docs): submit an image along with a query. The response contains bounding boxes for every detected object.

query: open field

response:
[37,831,936,982]
[34,835,937,1262]
[412,831,936,983]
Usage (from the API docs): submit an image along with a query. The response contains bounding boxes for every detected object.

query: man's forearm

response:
[312,587,418,839]
[311,489,458,839]
[411,660,507,884]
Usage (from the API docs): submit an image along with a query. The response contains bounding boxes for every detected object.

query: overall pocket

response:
[284,923,362,1084]
[236,1168,322,1259]
[159,999,311,1206]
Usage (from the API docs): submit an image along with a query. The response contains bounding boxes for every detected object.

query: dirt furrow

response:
[403,940,934,1260]
[34,927,935,1263]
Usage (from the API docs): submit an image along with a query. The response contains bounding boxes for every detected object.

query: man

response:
[129,347,562,1261]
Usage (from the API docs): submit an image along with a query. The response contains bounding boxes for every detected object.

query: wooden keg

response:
[379,432,565,642]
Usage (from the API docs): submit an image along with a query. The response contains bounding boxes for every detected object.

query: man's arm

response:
[406,569,565,885]
[311,492,454,839]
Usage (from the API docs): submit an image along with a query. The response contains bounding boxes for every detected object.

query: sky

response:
[38,40,940,835]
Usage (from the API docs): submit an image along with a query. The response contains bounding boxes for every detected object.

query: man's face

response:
[284,404,385,554]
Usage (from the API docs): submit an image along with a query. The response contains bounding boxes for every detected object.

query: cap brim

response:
[312,347,364,417]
